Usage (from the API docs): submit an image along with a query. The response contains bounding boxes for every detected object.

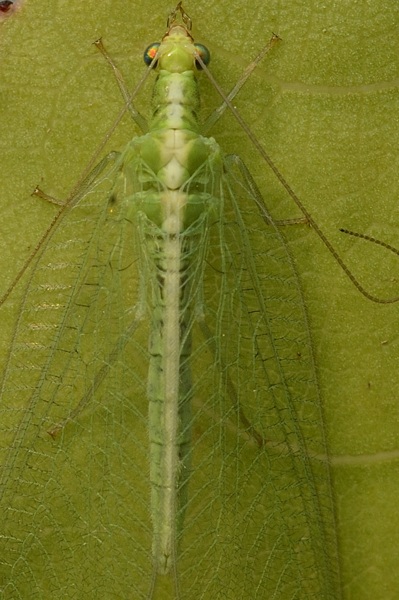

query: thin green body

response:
[120,20,221,573]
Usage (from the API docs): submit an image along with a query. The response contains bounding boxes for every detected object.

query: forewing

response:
[173,157,341,599]
[0,161,155,598]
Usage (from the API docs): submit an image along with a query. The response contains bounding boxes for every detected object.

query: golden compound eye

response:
[143,42,160,67]
[194,43,210,69]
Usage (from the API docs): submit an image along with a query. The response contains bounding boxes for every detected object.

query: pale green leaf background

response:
[1,1,399,599]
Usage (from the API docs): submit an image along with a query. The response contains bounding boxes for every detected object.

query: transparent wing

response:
[0,153,340,599]
[168,156,340,599]
[0,159,154,599]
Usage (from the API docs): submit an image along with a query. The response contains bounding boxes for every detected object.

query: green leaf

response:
[1,2,398,599]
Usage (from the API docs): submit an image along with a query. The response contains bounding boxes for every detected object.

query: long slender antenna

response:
[196,50,399,304]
